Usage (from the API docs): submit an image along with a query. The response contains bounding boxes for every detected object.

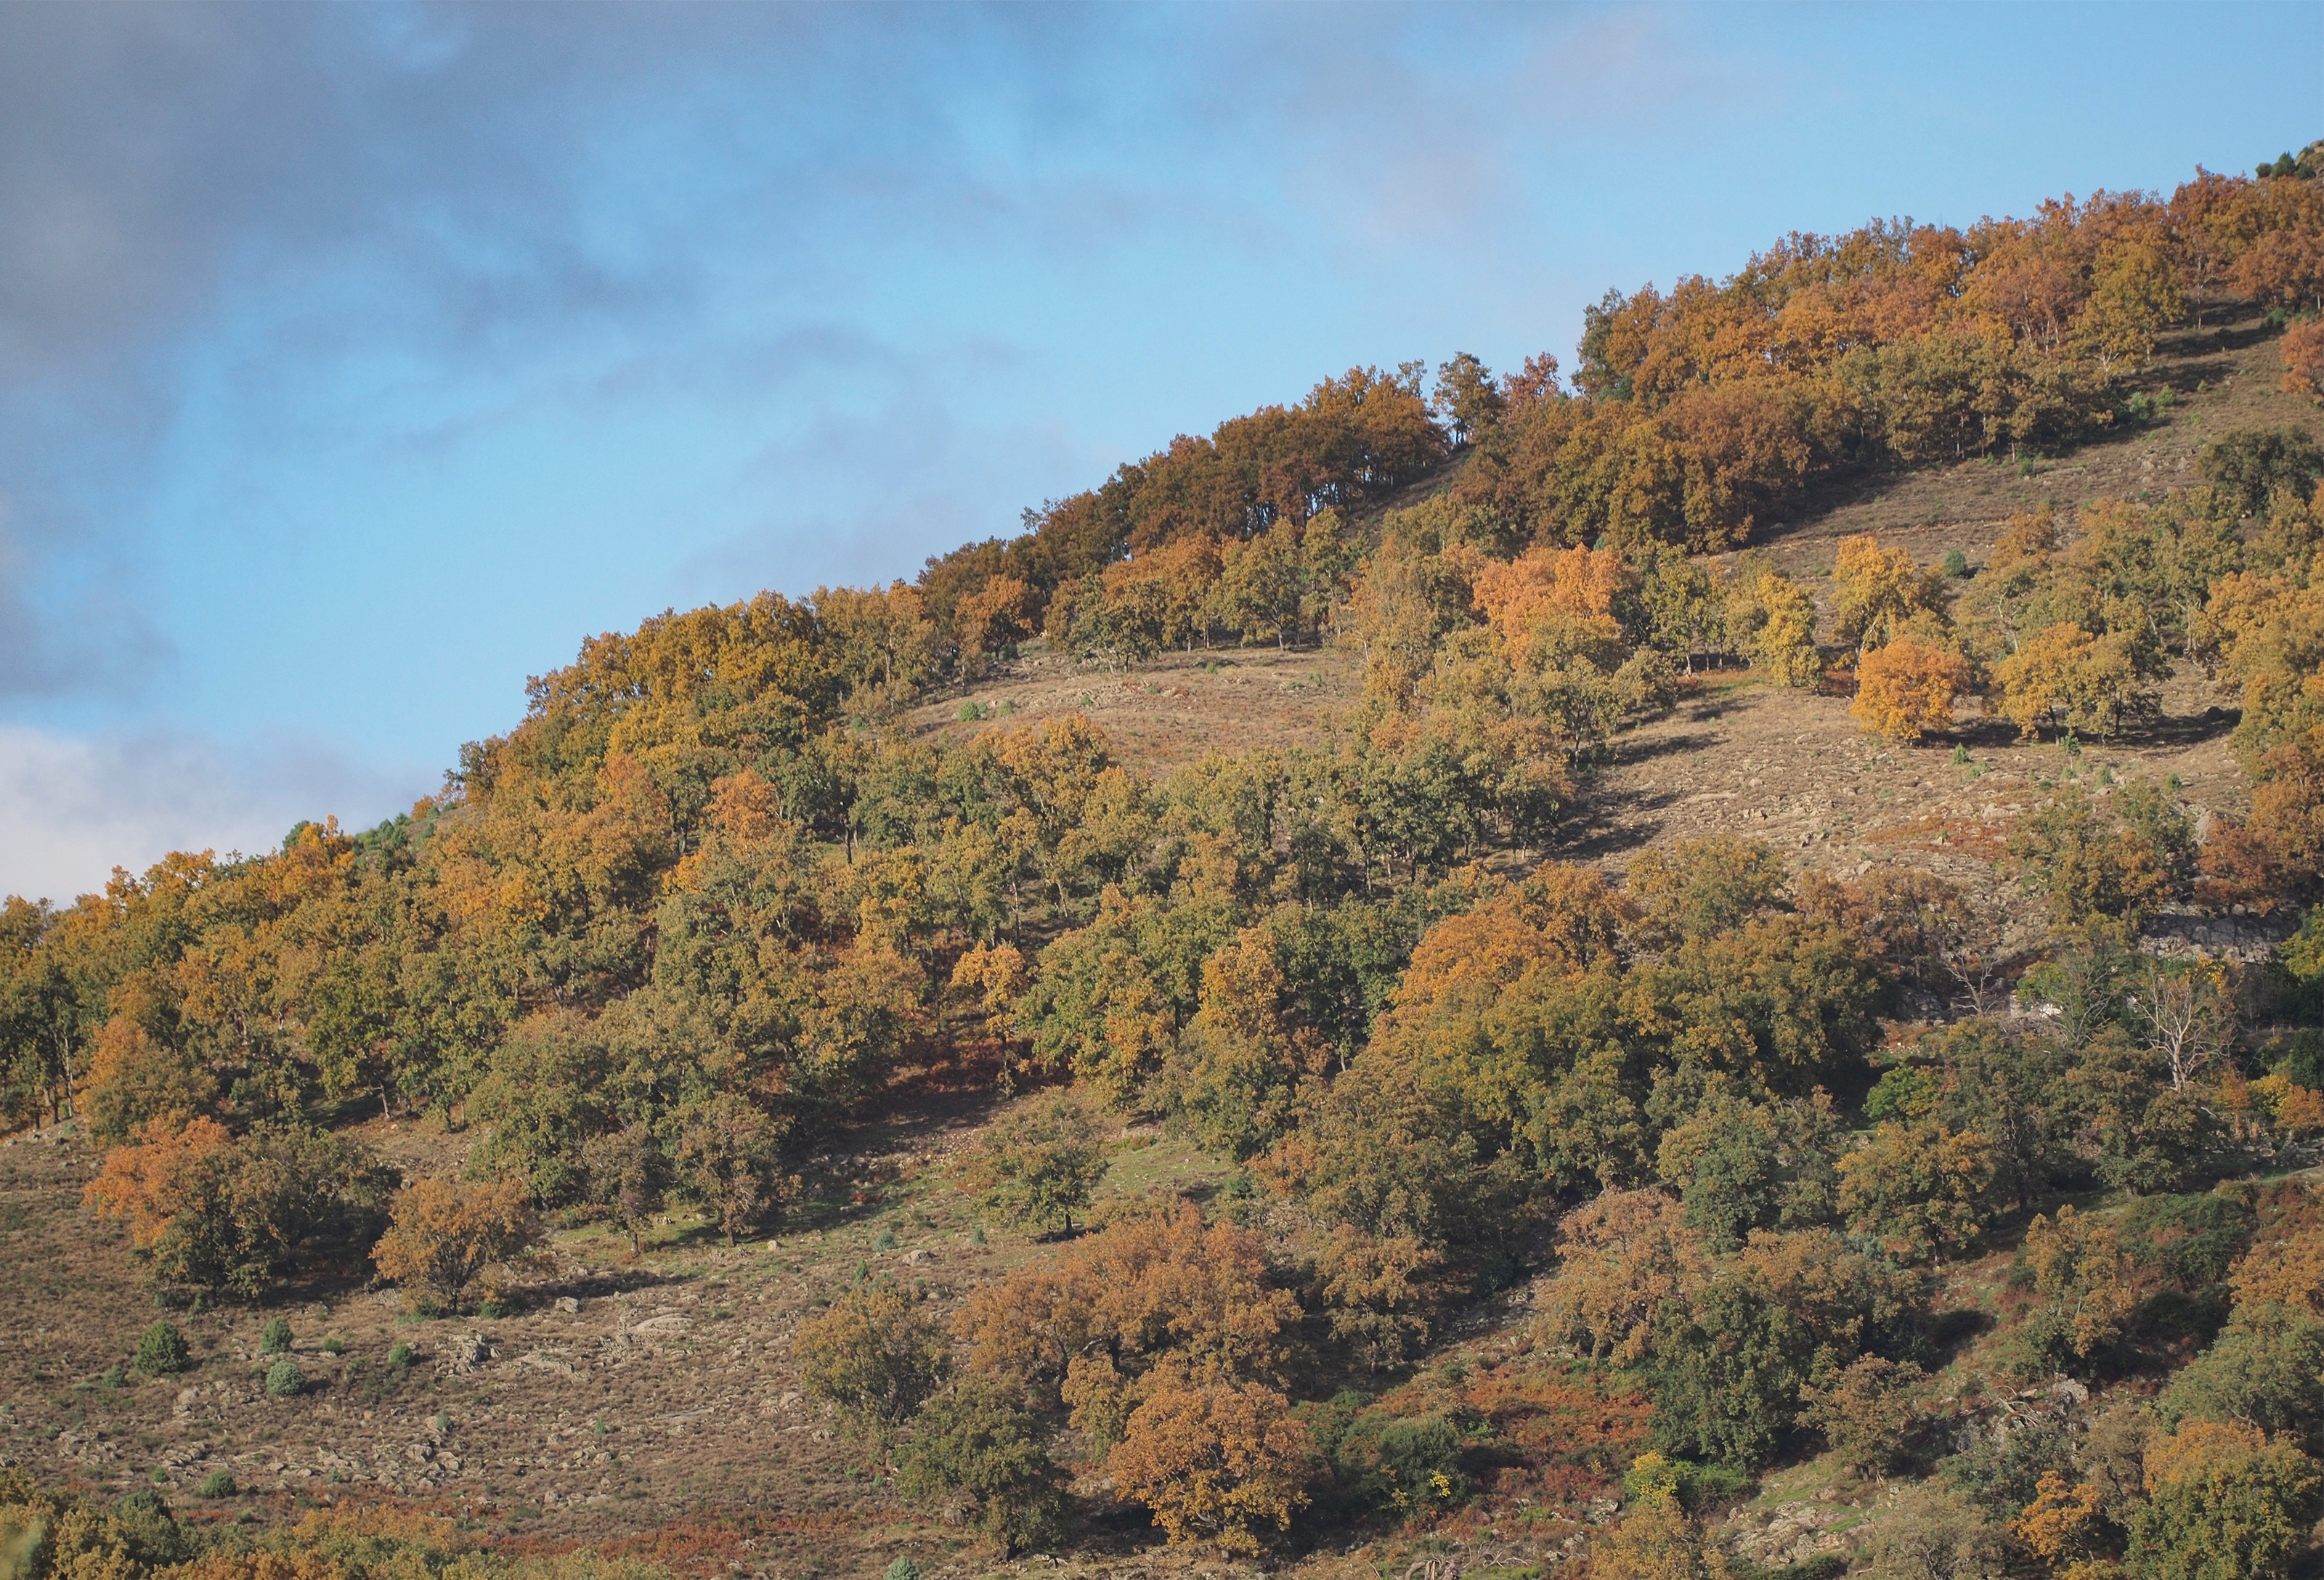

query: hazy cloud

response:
[0,722,423,904]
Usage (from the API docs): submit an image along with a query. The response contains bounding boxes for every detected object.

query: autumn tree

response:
[1730,571,1822,688]
[1588,1498,1733,1579]
[1798,1355,1925,1475]
[1539,1189,1709,1364]
[2014,1205,2137,1379]
[1851,637,1970,742]
[1995,621,2165,739]
[1312,1226,1440,1373]
[2283,319,2324,404]
[84,1115,393,1298]
[370,1176,537,1312]
[1105,1356,1315,1555]
[1832,535,1946,658]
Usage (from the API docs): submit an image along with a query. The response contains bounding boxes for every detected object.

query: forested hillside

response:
[5,142,2324,1580]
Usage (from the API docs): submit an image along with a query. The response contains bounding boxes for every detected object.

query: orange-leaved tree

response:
[1850,637,1970,743]
[1105,1355,1315,1555]
[2285,319,2324,405]
[370,1177,537,1312]
[1472,545,1627,669]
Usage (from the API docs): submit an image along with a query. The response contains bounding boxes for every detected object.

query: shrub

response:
[895,1378,1065,1555]
[386,1343,415,1371]
[196,1470,237,1499]
[265,1359,305,1398]
[259,1316,293,1355]
[1332,1408,1471,1518]
[133,1321,190,1377]
[320,1334,346,1356]
[1588,1499,1731,1580]
[370,1176,538,1313]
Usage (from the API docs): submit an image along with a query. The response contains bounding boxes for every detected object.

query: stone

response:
[554,1296,581,1314]
[447,1332,492,1374]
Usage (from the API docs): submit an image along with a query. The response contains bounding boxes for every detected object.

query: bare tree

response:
[2131,958,2233,1091]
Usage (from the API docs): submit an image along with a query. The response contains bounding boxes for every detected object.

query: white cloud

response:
[0,723,425,904]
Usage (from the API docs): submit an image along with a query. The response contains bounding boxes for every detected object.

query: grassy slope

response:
[2,311,2320,1580]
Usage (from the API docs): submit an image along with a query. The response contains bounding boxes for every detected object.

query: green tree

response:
[1647,1270,1811,1470]
[677,1094,790,1247]
[795,1277,951,1458]
[970,1088,1109,1237]
[895,1378,1065,1555]
[2128,1422,2324,1580]
[582,1121,670,1256]
[2160,1305,2324,1449]
[1835,1120,1994,1264]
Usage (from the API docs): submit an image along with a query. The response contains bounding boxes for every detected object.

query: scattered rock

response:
[554,1296,581,1314]
[446,1332,492,1374]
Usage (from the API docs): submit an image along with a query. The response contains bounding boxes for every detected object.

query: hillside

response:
[6,147,2324,1580]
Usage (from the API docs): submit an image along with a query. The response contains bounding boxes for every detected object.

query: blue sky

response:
[2,1,2319,903]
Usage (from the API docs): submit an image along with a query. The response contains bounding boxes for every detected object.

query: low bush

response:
[134,1319,191,1377]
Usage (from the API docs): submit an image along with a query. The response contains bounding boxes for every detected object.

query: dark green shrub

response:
[259,1316,293,1354]
[195,1470,237,1499]
[894,1379,1063,1555]
[112,1489,195,1566]
[134,1320,191,1377]
[386,1342,414,1370]
[264,1359,304,1398]
[1333,1409,1473,1516]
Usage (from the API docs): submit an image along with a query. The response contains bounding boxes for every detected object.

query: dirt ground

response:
[900,639,1362,773]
